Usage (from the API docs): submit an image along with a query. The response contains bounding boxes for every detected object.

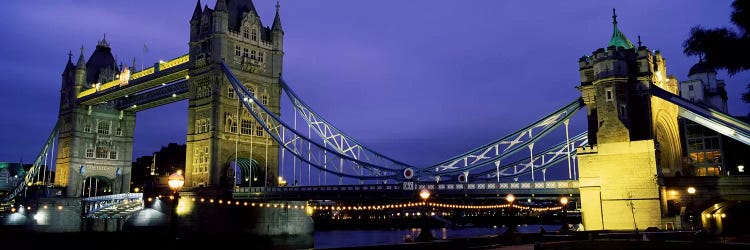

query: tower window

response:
[84,124,92,133]
[258,52,264,62]
[255,125,264,137]
[605,88,613,101]
[243,28,249,39]
[235,46,241,56]
[97,121,110,134]
[85,146,94,158]
[242,48,249,58]
[688,85,694,91]
[109,148,117,160]
[227,86,235,99]
[251,29,257,41]
[115,127,122,136]
[619,105,626,118]
[241,119,252,135]
[261,95,269,105]
[96,145,109,159]
[251,50,256,60]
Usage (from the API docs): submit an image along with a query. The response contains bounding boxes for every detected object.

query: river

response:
[314,224,563,248]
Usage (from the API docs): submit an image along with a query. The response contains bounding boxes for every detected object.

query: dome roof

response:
[688,60,717,76]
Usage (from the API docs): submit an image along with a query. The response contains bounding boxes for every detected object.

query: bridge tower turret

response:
[55,38,136,197]
[186,0,282,189]
[576,9,682,231]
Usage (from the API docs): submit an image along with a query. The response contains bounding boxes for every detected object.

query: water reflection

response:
[315,224,560,248]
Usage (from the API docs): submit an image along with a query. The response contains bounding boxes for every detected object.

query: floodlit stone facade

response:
[576,10,681,230]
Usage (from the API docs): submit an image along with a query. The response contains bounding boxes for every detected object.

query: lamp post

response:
[687,187,696,230]
[506,194,517,234]
[559,197,569,233]
[416,189,434,241]
[167,170,185,240]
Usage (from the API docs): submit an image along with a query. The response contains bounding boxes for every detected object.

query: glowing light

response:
[721,213,726,218]
[739,165,745,173]
[560,197,569,205]
[419,189,431,200]
[669,190,678,196]
[148,197,153,202]
[687,187,696,194]
[57,206,63,210]
[11,208,16,213]
[306,206,314,216]
[43,205,48,209]
[134,187,140,193]
[506,194,515,203]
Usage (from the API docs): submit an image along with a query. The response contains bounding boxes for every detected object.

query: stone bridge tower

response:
[185,0,283,188]
[56,38,136,197]
[576,9,681,230]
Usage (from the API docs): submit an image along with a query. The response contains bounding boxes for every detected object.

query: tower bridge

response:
[3,1,750,238]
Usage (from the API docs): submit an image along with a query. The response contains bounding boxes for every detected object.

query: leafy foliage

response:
[683,0,750,103]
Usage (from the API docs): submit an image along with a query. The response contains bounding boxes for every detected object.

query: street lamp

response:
[560,197,569,233]
[167,170,184,240]
[506,194,517,233]
[416,189,434,241]
[687,187,696,230]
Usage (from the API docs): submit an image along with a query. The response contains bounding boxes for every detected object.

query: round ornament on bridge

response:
[458,173,468,183]
[403,168,414,179]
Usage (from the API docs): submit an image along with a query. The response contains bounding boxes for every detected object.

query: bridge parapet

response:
[82,193,143,218]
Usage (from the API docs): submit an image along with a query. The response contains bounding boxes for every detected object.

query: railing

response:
[82,192,143,202]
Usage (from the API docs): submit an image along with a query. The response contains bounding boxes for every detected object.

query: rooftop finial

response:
[276,0,280,12]
[68,50,73,61]
[612,8,618,25]
[98,34,110,48]
[637,35,642,47]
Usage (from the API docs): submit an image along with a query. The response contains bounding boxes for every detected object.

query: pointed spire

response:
[272,0,283,32]
[76,45,86,69]
[637,35,642,47]
[63,50,75,74]
[132,57,137,71]
[612,8,618,25]
[214,0,227,12]
[191,0,202,20]
[607,8,634,49]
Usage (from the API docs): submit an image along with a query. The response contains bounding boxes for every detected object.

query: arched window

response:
[243,28,250,39]
[251,29,257,41]
[84,124,92,133]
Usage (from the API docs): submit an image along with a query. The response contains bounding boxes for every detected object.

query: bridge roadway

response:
[231,180,579,200]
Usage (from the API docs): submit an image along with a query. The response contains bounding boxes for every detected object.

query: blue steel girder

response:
[117,79,189,111]
[280,80,415,175]
[651,86,750,145]
[474,132,588,181]
[221,62,401,181]
[432,132,587,183]
[1,122,58,202]
[423,98,585,179]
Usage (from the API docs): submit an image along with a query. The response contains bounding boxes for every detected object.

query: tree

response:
[683,0,750,103]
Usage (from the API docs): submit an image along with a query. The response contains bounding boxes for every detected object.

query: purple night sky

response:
[0,1,747,174]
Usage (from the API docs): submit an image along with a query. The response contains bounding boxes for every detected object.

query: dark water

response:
[314,224,561,249]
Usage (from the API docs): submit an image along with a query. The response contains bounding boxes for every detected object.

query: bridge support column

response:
[577,140,662,231]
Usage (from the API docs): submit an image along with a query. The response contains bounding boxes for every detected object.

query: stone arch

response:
[80,175,113,197]
[223,153,265,187]
[654,109,682,176]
